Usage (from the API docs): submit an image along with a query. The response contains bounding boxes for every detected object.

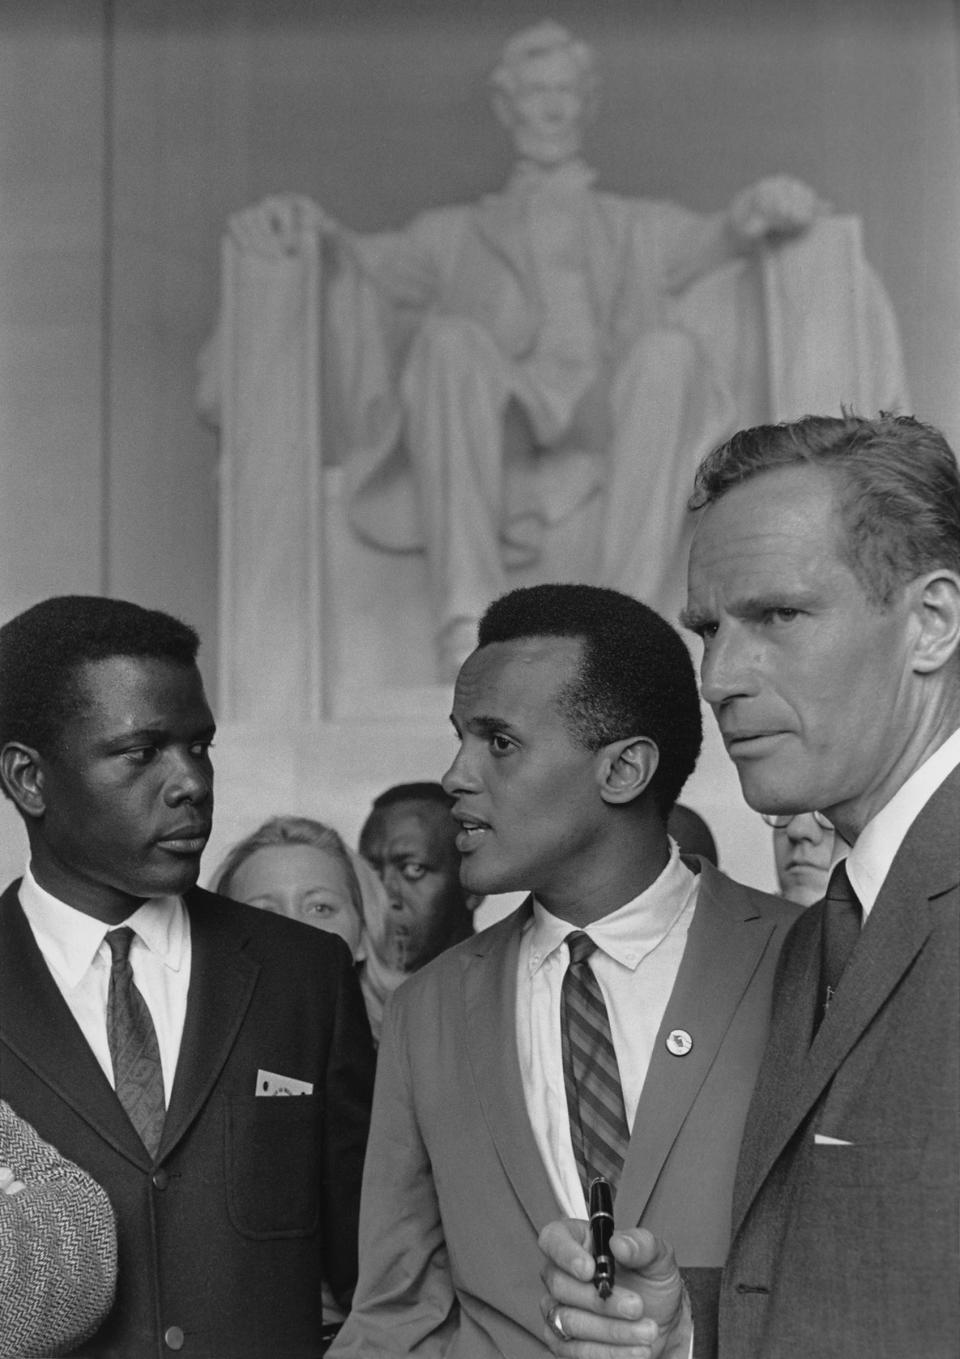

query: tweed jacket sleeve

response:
[0,1099,117,1358]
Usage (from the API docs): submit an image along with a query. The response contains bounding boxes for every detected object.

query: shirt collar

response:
[525,841,697,976]
[847,725,960,914]
[19,863,188,990]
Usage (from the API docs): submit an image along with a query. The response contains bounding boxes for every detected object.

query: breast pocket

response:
[810,1141,923,1188]
[224,1094,321,1238]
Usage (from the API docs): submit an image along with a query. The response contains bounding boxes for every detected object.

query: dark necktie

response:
[560,930,631,1196]
[818,860,862,1025]
[105,927,166,1157]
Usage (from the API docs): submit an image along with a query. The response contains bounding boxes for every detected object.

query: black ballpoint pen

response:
[588,1175,615,1299]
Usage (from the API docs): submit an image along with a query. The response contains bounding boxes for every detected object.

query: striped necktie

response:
[105,927,166,1157]
[560,930,630,1196]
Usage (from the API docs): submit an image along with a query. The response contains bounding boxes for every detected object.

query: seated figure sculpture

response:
[201,21,908,690]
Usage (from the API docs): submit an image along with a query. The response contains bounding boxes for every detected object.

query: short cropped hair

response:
[477,583,702,817]
[690,413,960,606]
[212,815,364,922]
[0,595,199,757]
[369,782,453,813]
[490,21,598,106]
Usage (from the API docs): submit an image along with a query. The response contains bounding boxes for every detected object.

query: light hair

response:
[690,413,960,606]
[212,815,364,921]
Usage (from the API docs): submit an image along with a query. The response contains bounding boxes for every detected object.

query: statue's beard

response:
[513,125,582,167]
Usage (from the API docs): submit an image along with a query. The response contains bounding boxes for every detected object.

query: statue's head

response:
[489,21,599,167]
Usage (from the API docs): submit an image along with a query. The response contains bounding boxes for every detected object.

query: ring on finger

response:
[547,1302,573,1343]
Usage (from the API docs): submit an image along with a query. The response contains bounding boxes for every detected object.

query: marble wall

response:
[1,0,959,892]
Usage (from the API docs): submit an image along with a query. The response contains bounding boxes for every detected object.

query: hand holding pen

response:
[588,1175,615,1299]
[539,1214,690,1355]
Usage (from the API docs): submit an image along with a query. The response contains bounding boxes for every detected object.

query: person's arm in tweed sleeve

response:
[0,1100,117,1358]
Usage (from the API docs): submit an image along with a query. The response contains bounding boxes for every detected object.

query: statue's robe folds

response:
[199,196,907,715]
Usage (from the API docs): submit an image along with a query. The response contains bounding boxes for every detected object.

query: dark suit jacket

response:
[332,861,800,1359]
[719,764,960,1358]
[0,882,375,1359]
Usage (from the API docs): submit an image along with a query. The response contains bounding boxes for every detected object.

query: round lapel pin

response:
[666,1028,693,1056]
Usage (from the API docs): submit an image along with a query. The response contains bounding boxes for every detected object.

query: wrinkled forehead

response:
[366,799,457,854]
[687,466,846,590]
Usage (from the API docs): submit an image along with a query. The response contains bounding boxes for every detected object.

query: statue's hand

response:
[729,175,829,243]
[228,194,338,256]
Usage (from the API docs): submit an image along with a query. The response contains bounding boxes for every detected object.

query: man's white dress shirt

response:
[845,725,960,922]
[516,841,699,1217]
[18,865,191,1102]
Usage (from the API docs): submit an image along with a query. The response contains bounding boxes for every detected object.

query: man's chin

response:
[142,861,202,899]
[738,770,798,817]
[460,862,510,900]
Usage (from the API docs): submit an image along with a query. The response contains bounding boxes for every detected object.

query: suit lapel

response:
[733,764,960,1234]
[158,887,260,1158]
[616,865,784,1226]
[461,901,563,1232]
[0,881,150,1166]
[730,906,821,1233]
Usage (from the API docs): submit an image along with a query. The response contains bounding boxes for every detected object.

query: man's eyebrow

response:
[104,721,217,747]
[101,724,168,747]
[682,589,822,633]
[448,712,513,737]
[465,714,511,735]
[386,839,427,857]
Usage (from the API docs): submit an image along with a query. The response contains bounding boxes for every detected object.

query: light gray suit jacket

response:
[719,764,960,1358]
[333,861,799,1358]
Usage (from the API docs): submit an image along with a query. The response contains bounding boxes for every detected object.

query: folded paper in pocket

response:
[256,1068,314,1096]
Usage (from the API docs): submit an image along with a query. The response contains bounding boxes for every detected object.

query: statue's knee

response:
[411,314,498,365]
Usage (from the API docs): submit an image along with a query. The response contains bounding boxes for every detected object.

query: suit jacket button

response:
[152,1169,169,1190]
[164,1325,185,1349]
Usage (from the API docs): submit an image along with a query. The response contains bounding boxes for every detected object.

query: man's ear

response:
[597,736,659,806]
[0,743,47,820]
[910,570,960,674]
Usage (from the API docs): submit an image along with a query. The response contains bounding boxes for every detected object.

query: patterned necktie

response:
[818,860,862,1026]
[560,930,631,1196]
[105,927,166,1157]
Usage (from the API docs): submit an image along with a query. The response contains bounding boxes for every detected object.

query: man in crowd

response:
[0,596,374,1357]
[0,1099,117,1357]
[331,583,799,1358]
[540,413,960,1358]
[359,781,479,972]
[766,810,838,908]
